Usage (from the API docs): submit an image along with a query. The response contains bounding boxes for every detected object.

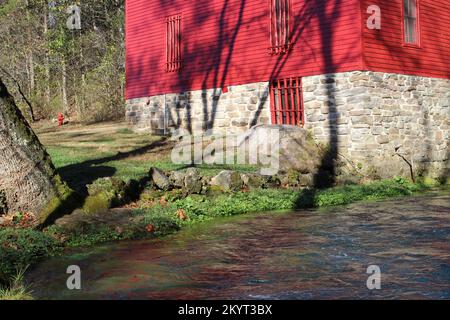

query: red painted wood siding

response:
[360,0,450,79]
[126,0,363,99]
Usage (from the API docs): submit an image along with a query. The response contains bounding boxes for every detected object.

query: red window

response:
[269,0,292,55]
[270,78,304,126]
[403,0,419,45]
[166,14,182,72]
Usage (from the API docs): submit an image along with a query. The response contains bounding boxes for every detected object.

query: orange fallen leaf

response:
[176,209,188,221]
[159,196,168,207]
[145,224,155,233]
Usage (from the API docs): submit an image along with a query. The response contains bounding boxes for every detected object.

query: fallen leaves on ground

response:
[176,209,188,221]
[145,224,155,233]
[159,196,168,207]
[0,212,37,228]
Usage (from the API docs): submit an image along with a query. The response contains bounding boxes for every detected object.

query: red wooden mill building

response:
[126,0,449,177]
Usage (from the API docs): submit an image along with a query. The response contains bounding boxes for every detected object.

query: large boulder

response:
[150,167,171,191]
[210,170,243,191]
[238,125,321,174]
[298,173,314,187]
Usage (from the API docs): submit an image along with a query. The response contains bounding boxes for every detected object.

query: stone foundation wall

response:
[126,71,449,179]
[302,71,449,179]
[126,82,271,135]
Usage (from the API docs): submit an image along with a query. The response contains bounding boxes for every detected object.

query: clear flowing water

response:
[27,193,450,300]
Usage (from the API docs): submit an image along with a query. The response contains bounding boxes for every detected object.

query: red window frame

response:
[402,0,420,47]
[269,0,292,55]
[165,14,182,72]
[270,78,304,126]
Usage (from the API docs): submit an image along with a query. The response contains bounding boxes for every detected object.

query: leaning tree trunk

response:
[0,78,77,226]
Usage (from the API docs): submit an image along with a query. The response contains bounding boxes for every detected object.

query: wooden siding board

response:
[361,0,450,79]
[126,0,364,99]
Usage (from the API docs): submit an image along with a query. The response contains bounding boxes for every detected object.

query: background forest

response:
[0,0,125,123]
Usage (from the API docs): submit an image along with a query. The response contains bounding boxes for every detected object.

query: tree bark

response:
[0,67,36,122]
[0,78,77,226]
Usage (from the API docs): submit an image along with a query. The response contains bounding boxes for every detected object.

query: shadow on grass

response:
[294,188,317,209]
[57,137,168,194]
[40,137,171,227]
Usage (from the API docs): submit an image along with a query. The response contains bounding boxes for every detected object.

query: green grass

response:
[143,177,430,224]
[116,128,135,135]
[36,122,258,187]
[0,269,34,300]
[0,228,61,286]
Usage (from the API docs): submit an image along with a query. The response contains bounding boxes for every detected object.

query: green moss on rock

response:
[82,177,131,214]
[82,192,113,214]
[38,175,81,226]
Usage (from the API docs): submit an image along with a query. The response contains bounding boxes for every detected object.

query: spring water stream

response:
[26,193,449,299]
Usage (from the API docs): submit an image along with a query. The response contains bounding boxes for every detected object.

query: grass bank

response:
[35,122,257,191]
[43,177,440,247]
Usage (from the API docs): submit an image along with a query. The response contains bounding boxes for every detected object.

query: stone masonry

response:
[126,82,271,135]
[126,71,449,179]
[302,72,449,179]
